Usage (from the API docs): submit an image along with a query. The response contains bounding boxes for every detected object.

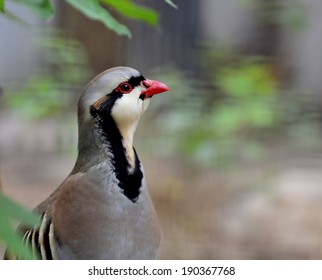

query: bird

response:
[4,66,169,260]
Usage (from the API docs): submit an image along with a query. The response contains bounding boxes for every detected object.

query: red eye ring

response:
[117,82,132,94]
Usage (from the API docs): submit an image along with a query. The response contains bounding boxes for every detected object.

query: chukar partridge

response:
[4,66,169,260]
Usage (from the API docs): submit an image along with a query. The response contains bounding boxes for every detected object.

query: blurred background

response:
[1,0,322,259]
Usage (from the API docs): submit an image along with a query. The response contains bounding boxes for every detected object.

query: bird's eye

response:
[117,82,132,94]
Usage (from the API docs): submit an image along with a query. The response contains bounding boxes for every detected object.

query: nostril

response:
[142,80,153,88]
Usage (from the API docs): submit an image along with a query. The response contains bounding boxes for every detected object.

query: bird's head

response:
[78,67,169,132]
[75,66,169,170]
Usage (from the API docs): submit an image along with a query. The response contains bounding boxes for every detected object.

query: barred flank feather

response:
[5,212,59,260]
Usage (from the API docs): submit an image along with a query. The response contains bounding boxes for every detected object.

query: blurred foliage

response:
[0,0,177,37]
[149,43,321,168]
[12,0,54,19]
[215,60,278,133]
[0,193,39,259]
[0,0,4,12]
[239,0,308,31]
[5,32,89,119]
[148,54,280,166]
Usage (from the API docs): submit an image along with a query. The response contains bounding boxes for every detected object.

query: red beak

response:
[141,79,170,98]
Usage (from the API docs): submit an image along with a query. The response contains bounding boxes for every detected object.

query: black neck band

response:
[90,105,143,202]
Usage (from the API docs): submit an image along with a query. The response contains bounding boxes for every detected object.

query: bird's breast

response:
[52,169,160,259]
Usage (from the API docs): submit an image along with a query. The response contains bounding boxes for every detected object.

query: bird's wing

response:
[3,173,85,260]
[3,211,59,260]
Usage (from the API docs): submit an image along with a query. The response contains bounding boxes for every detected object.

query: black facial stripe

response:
[113,74,145,94]
[97,93,121,114]
[127,74,145,88]
[90,106,143,202]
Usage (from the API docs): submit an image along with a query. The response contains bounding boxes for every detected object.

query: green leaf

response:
[0,220,35,259]
[0,194,39,226]
[12,0,54,18]
[0,193,39,259]
[0,0,4,12]
[102,0,158,26]
[66,0,131,37]
[164,0,178,9]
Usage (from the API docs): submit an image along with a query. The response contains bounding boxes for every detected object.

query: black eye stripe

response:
[126,74,145,88]
[110,74,145,95]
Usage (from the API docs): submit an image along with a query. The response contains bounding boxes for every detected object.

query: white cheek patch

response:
[111,87,149,124]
